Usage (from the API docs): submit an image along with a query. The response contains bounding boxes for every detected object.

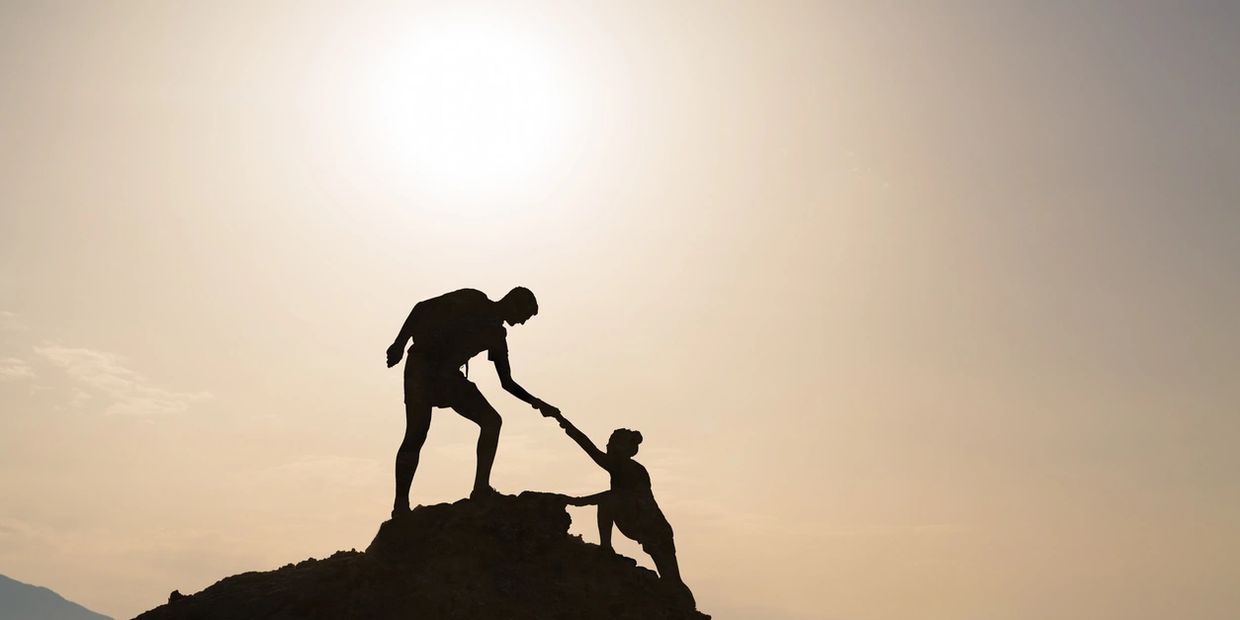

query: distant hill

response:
[135,491,708,619]
[0,574,111,620]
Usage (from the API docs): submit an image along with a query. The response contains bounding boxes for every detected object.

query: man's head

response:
[499,286,538,326]
[606,428,643,458]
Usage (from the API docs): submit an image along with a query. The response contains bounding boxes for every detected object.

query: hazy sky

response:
[2,2,1238,619]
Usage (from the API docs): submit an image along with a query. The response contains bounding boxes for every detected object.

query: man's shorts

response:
[404,358,481,408]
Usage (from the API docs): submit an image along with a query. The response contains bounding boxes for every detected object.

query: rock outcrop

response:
[134,492,708,619]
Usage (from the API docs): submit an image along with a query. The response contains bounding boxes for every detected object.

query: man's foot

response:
[469,486,499,500]
[391,504,411,519]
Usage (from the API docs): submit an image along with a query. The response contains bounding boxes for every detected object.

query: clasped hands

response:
[533,399,573,432]
[532,398,561,420]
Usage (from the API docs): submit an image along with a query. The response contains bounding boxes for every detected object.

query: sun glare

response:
[355,20,575,202]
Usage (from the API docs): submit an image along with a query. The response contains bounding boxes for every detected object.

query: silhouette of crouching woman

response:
[554,414,697,608]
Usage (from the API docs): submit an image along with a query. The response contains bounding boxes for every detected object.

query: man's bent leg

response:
[394,399,432,514]
[449,381,502,496]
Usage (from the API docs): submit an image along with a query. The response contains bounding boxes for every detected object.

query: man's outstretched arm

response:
[386,302,423,367]
[492,355,559,417]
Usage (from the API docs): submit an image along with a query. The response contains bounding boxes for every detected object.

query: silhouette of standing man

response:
[386,287,559,516]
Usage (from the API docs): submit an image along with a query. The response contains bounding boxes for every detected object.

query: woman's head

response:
[607,428,643,458]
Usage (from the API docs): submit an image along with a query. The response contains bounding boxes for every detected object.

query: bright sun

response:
[356,20,575,201]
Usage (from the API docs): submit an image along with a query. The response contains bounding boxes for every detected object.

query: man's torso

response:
[408,288,507,369]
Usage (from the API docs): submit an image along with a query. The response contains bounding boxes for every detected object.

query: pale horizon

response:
[2,2,1238,619]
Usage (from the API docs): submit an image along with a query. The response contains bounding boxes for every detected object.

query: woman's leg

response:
[597,495,615,551]
[651,547,696,608]
[650,548,681,583]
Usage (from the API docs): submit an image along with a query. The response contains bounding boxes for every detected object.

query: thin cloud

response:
[0,357,35,380]
[32,344,211,416]
[0,310,26,332]
[254,455,385,488]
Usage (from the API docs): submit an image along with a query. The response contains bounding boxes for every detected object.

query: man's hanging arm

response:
[386,302,423,368]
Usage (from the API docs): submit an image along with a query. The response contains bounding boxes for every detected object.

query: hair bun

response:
[633,431,643,445]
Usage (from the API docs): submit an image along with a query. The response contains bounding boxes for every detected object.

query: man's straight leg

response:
[394,393,432,515]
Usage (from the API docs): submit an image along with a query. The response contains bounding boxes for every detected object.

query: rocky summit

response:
[134,492,709,619]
